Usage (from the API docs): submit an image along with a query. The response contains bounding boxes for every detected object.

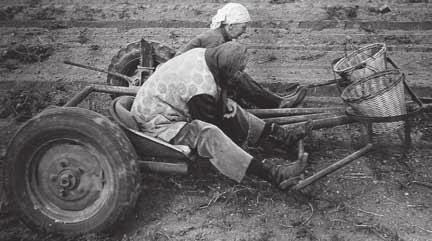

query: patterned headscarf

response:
[204,42,248,88]
[210,3,251,30]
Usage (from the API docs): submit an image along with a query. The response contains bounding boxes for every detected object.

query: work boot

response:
[279,86,308,108]
[284,82,300,95]
[262,153,309,189]
[267,120,313,147]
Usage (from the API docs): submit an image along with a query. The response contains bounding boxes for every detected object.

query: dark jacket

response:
[176,28,231,55]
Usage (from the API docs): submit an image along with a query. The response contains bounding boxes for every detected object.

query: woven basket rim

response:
[333,43,386,73]
[340,69,404,104]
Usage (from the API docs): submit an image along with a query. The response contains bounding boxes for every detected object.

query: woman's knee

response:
[190,120,224,136]
[190,120,216,130]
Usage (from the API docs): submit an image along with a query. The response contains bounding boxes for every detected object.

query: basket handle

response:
[331,57,345,93]
[386,56,399,69]
[403,73,423,108]
[385,58,423,108]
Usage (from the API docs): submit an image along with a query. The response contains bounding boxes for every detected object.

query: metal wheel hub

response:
[33,142,107,212]
[57,169,78,189]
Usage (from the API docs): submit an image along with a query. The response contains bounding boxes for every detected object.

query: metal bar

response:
[247,107,345,118]
[298,139,304,160]
[91,84,139,95]
[420,98,432,104]
[293,143,373,190]
[310,115,356,129]
[424,103,432,113]
[306,78,350,88]
[64,60,134,85]
[404,119,412,149]
[411,181,432,189]
[282,115,356,130]
[263,112,341,125]
[367,122,373,143]
[64,86,94,107]
[140,38,153,71]
[403,78,424,108]
[386,56,399,69]
[140,38,145,67]
[138,160,188,175]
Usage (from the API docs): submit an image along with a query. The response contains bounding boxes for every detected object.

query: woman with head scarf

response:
[131,42,311,189]
[177,3,251,55]
[175,2,307,109]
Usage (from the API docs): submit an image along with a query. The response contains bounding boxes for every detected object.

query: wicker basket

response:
[340,69,406,134]
[333,43,387,85]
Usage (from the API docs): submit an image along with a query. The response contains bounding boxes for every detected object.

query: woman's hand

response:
[224,98,237,119]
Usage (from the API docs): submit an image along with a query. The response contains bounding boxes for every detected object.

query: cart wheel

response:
[107,40,176,89]
[6,107,140,235]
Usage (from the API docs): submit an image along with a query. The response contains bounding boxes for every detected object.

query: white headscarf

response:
[210,3,251,29]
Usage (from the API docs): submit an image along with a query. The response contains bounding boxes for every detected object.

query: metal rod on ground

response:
[282,115,356,130]
[64,60,134,85]
[92,84,139,95]
[64,86,94,107]
[293,143,373,190]
[263,112,341,125]
[247,107,345,118]
[411,181,432,189]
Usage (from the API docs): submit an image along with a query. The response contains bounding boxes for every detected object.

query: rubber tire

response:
[6,107,140,235]
[107,40,176,88]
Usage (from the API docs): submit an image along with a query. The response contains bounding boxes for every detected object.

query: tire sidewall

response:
[6,107,140,234]
[107,40,176,87]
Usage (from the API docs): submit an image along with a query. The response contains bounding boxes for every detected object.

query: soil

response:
[1,1,432,241]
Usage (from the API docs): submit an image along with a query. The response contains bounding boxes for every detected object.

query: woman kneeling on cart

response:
[131,42,312,189]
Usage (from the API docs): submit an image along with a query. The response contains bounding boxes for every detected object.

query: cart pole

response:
[64,86,94,107]
[64,60,135,85]
[293,143,373,190]
[247,107,345,118]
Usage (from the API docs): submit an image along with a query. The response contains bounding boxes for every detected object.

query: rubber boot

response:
[279,86,308,108]
[267,120,313,147]
[262,153,309,189]
[285,82,300,93]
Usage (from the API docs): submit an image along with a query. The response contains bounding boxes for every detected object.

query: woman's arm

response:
[176,37,202,56]
[187,94,219,125]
